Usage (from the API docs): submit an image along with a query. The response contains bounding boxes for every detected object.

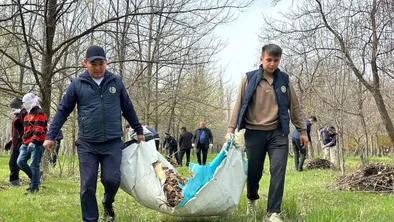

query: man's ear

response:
[82,59,88,67]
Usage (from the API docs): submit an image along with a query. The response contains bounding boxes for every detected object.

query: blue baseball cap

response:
[86,45,107,62]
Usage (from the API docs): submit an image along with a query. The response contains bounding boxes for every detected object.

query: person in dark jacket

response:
[5,97,28,187]
[163,132,179,163]
[192,122,213,165]
[291,116,317,171]
[179,127,193,167]
[50,129,63,167]
[43,46,144,222]
[17,93,48,194]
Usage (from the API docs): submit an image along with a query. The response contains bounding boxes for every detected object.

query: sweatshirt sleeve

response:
[325,135,337,147]
[288,80,307,136]
[318,128,324,138]
[228,75,247,133]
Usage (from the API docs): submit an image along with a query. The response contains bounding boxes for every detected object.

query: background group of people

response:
[291,116,338,172]
[5,94,48,194]
[164,122,213,166]
[128,121,214,167]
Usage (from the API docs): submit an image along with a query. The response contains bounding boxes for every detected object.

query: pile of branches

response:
[337,163,394,193]
[306,158,332,170]
[162,166,188,207]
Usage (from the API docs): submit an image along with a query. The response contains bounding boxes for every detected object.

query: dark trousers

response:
[292,138,307,171]
[196,144,208,165]
[76,138,123,222]
[9,148,20,182]
[154,140,159,151]
[51,140,61,166]
[245,128,288,213]
[179,149,191,167]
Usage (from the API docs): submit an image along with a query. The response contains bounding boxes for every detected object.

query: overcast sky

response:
[215,0,293,86]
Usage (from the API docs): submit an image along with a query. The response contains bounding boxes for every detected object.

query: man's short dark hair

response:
[181,127,186,131]
[309,116,318,122]
[261,44,282,57]
[328,126,336,133]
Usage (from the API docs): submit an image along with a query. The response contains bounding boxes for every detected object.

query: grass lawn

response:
[0,153,393,222]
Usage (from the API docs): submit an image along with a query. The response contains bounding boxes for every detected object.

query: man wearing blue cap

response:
[44,45,144,222]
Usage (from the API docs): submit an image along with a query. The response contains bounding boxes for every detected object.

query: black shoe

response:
[10,180,21,187]
[24,187,39,195]
[102,202,115,221]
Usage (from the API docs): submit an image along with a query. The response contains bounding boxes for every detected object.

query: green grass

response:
[0,154,393,222]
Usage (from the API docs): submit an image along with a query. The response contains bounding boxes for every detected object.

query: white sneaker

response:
[266,212,283,222]
[246,199,256,215]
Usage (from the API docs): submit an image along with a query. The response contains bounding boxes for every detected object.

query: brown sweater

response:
[228,72,306,135]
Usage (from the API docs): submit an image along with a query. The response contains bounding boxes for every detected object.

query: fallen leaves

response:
[153,160,187,207]
[162,166,187,207]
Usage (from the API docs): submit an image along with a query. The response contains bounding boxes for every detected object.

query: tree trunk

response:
[40,0,57,177]
[358,82,369,164]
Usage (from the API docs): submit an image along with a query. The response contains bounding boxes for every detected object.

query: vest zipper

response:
[101,94,107,141]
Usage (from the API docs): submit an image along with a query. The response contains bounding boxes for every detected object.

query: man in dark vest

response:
[291,116,317,171]
[227,44,307,222]
[179,126,193,167]
[43,46,144,222]
[192,121,213,165]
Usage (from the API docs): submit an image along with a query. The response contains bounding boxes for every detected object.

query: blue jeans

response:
[17,144,44,190]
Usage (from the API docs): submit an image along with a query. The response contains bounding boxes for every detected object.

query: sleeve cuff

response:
[300,130,307,137]
[46,134,56,141]
[136,129,144,135]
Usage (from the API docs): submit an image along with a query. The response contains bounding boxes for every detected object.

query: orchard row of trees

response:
[1,0,394,176]
[0,0,251,160]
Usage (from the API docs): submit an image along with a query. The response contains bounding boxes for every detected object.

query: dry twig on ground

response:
[337,163,394,193]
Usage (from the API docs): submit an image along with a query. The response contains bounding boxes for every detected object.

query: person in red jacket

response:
[17,93,48,194]
[4,98,28,187]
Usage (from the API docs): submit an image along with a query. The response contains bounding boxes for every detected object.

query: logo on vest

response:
[281,86,286,93]
[109,87,116,93]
